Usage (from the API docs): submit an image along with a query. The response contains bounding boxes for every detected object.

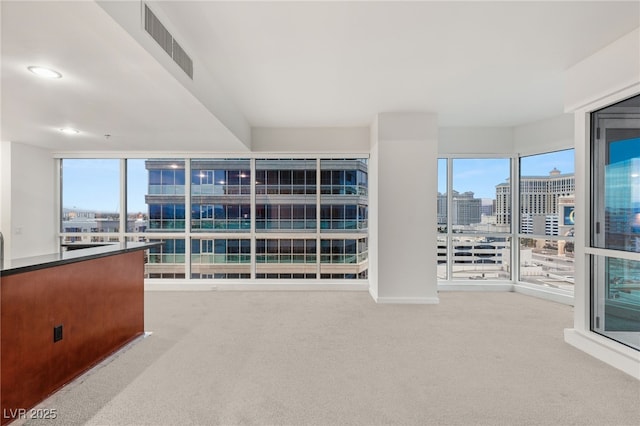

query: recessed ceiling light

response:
[28,66,62,79]
[59,127,79,135]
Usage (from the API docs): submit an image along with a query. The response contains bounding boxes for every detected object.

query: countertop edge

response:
[1,242,163,277]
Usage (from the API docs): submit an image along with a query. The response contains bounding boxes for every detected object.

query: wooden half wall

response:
[1,250,145,424]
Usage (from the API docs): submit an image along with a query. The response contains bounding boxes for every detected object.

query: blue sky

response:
[64,150,577,212]
[63,159,121,212]
[438,149,575,199]
[63,159,149,213]
[609,137,640,164]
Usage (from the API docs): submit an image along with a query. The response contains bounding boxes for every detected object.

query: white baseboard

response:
[438,282,513,292]
[145,283,218,291]
[145,281,369,292]
[514,283,574,305]
[373,296,440,304]
[368,287,378,302]
[564,328,640,380]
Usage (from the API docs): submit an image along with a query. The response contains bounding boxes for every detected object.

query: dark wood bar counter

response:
[0,242,158,424]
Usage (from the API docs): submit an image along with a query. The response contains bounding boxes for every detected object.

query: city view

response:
[62,150,575,291]
[437,151,576,289]
[62,158,369,280]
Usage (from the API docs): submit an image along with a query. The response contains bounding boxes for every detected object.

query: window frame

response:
[58,154,369,282]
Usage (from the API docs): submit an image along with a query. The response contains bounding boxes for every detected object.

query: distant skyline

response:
[438,149,575,199]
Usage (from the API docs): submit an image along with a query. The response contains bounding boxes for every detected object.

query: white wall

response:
[251,127,370,153]
[439,115,574,157]
[371,112,439,303]
[438,127,513,155]
[513,114,574,156]
[563,25,640,379]
[565,27,640,113]
[97,0,252,150]
[9,142,58,259]
[0,141,10,264]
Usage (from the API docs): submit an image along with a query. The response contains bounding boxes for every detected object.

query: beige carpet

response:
[22,291,640,425]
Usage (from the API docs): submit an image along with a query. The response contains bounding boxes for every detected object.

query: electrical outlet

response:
[53,325,63,342]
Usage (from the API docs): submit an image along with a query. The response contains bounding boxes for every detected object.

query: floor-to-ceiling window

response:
[437,157,512,282]
[590,94,640,350]
[438,151,576,290]
[61,159,121,243]
[518,149,575,292]
[190,159,251,279]
[59,156,368,282]
[127,159,187,279]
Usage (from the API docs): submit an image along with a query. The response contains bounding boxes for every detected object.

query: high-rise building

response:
[496,169,575,234]
[438,190,482,227]
[143,158,369,280]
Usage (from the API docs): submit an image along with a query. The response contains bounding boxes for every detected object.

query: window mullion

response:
[184,159,192,279]
[446,157,453,281]
[120,159,127,243]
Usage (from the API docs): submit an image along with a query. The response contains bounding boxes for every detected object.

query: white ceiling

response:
[1,1,639,152]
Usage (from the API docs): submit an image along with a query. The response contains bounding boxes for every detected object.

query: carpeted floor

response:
[21,291,640,425]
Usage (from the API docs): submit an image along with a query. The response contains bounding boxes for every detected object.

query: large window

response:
[60,156,368,282]
[438,158,512,281]
[518,149,575,291]
[191,238,251,279]
[320,159,369,234]
[438,153,579,288]
[61,159,120,242]
[590,94,640,349]
[146,238,185,279]
[145,160,186,231]
[191,159,250,232]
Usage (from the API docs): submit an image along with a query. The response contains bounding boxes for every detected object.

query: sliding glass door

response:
[590,94,640,350]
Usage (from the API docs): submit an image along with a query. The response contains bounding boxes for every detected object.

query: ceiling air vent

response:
[172,39,193,80]
[144,4,193,79]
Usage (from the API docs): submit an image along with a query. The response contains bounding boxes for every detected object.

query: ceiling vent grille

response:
[172,39,193,80]
[144,4,193,79]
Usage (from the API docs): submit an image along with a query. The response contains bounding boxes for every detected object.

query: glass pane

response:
[452,158,510,233]
[603,136,640,251]
[591,255,640,350]
[138,159,185,232]
[62,159,120,235]
[191,159,250,232]
[127,159,149,233]
[255,238,317,278]
[519,237,575,291]
[191,238,250,279]
[143,237,185,279]
[321,158,368,199]
[520,150,575,235]
[591,95,640,252]
[451,236,511,280]
[256,159,318,234]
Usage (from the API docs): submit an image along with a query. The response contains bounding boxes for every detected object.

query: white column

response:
[369,112,439,304]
